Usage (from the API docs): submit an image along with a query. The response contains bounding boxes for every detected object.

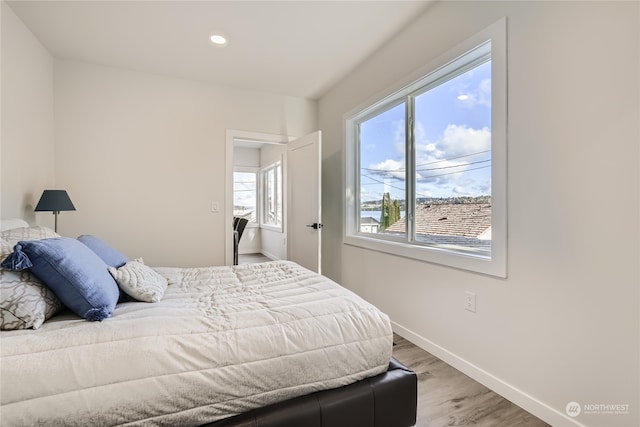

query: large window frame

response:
[344,19,507,277]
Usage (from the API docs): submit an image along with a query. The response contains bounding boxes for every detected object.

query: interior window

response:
[261,161,282,228]
[233,169,258,223]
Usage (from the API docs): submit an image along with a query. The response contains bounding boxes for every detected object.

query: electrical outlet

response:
[464,291,477,313]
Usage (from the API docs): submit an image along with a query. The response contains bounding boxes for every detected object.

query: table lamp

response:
[34,190,75,232]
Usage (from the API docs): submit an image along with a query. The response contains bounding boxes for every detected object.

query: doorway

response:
[226,130,289,266]
[225,129,322,272]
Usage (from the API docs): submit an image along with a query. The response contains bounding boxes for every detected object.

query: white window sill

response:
[344,234,505,278]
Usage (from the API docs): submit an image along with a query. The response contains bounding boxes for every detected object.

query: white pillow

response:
[108,258,167,303]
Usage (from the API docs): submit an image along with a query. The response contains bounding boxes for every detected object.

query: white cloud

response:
[368,158,405,180]
[364,122,491,199]
[456,78,491,109]
[414,124,491,196]
[364,119,407,180]
[438,124,491,157]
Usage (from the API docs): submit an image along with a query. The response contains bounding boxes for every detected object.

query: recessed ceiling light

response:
[210,34,228,46]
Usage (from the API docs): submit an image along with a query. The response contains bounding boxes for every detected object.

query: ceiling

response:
[7,1,433,100]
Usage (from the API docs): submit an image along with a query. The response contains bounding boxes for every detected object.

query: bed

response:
[0,220,417,426]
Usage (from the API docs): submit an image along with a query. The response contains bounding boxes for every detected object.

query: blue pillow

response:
[12,238,119,321]
[77,235,128,268]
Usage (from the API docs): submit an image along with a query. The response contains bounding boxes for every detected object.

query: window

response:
[233,169,258,223]
[261,161,282,229]
[345,19,506,277]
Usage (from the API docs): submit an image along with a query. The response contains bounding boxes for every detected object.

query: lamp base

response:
[53,211,59,233]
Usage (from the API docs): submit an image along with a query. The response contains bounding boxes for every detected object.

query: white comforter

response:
[0,261,393,426]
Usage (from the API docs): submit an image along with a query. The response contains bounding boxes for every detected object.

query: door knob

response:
[306,223,323,230]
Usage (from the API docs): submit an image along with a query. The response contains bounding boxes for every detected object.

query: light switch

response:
[211,201,219,213]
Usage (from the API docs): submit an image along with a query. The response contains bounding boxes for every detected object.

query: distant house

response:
[360,216,380,234]
[385,203,491,249]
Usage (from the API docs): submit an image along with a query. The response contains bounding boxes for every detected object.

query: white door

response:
[287,131,322,273]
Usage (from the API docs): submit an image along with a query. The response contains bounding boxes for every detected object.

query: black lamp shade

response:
[34,190,76,212]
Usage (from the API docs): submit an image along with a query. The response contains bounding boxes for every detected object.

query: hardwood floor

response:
[238,253,273,264]
[392,334,550,427]
[234,257,548,426]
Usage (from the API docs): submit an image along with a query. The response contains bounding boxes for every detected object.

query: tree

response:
[379,192,401,232]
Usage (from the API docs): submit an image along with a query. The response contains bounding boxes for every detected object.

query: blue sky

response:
[360,60,491,203]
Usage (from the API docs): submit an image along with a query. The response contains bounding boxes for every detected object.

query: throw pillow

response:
[8,238,120,321]
[0,269,63,330]
[108,258,167,303]
[0,238,12,264]
[77,235,129,268]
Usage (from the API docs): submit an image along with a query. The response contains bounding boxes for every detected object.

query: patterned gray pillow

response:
[0,228,64,330]
[1,226,60,247]
[0,238,12,264]
[1,268,63,330]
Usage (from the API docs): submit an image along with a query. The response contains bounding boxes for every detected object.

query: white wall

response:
[54,60,316,267]
[318,2,639,427]
[1,1,55,224]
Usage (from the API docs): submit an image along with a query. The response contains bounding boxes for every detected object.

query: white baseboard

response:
[392,321,585,427]
[260,250,279,261]
[237,250,277,260]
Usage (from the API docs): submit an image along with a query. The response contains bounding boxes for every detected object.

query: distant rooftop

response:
[385,203,491,238]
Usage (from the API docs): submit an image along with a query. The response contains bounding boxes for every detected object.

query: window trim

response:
[260,159,283,232]
[344,18,507,278]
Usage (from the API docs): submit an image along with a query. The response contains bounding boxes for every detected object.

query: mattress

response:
[0,261,393,426]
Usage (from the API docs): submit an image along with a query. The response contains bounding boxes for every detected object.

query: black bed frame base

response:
[203,357,417,427]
